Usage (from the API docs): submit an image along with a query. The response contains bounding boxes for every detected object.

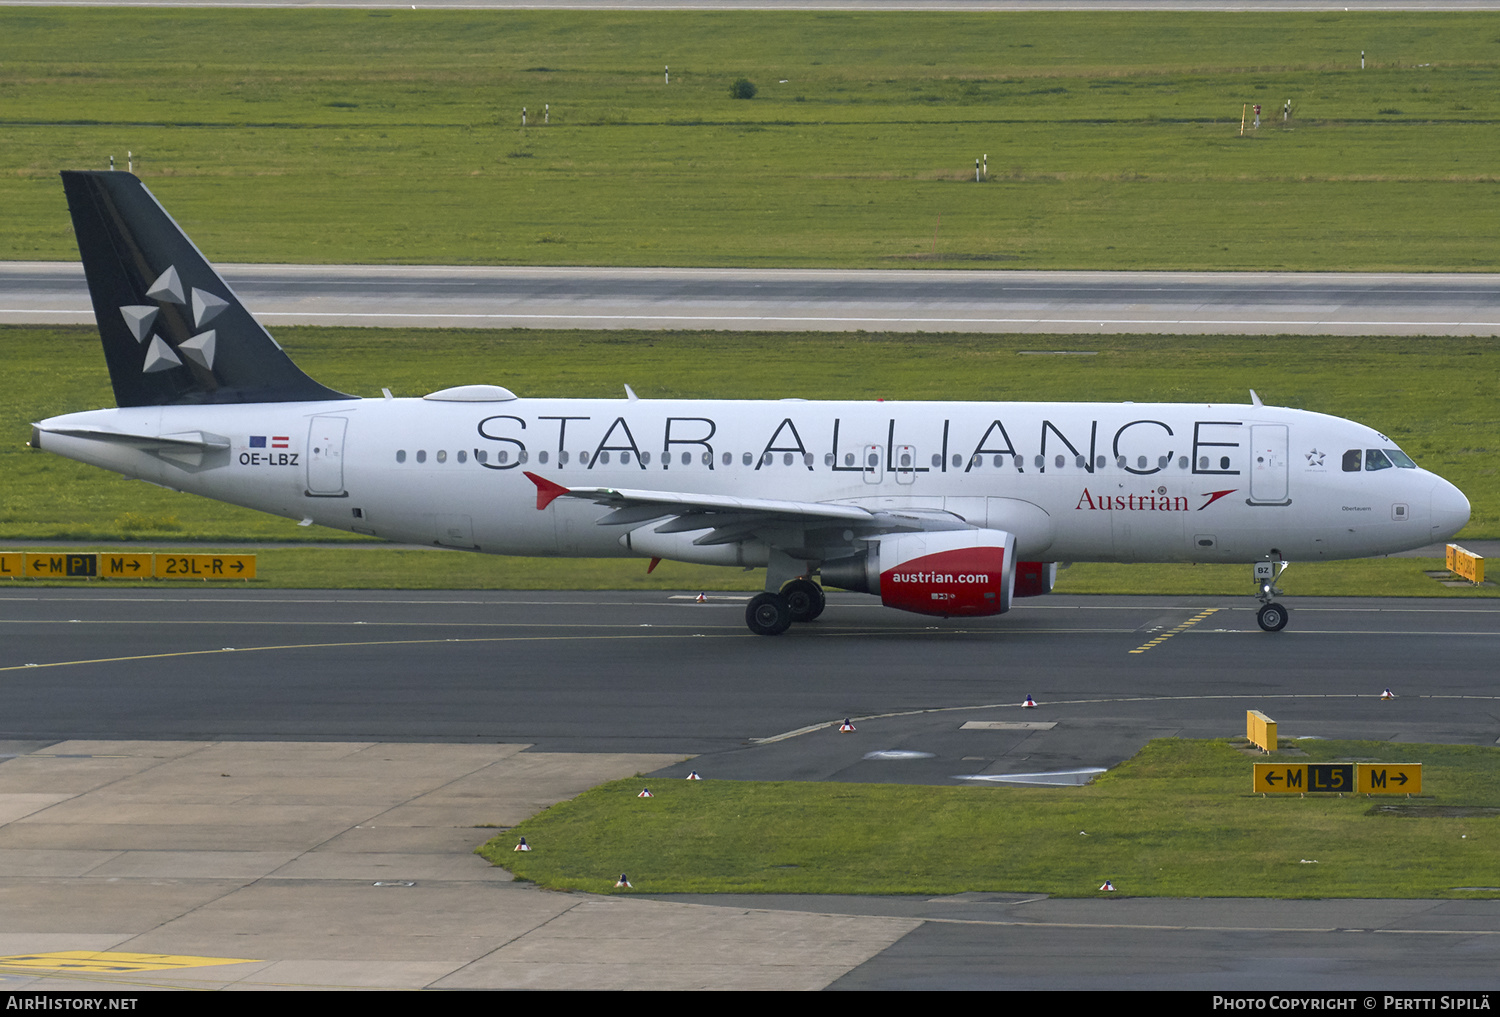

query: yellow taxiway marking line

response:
[1128,608,1220,654]
[0,950,259,973]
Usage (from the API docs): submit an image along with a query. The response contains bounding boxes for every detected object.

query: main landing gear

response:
[1254,553,1290,632]
[745,578,826,635]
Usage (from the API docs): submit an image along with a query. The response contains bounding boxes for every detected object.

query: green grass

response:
[3,10,1500,269]
[480,739,1500,898]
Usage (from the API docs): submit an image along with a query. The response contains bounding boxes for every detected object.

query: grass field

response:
[4,9,1500,269]
[480,738,1500,898]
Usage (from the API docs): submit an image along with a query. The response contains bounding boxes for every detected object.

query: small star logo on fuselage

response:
[1305,449,1326,467]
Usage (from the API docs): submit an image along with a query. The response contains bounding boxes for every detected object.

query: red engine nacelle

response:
[822,529,1017,618]
[1013,561,1058,598]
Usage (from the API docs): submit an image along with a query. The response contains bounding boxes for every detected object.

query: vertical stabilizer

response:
[60,171,353,407]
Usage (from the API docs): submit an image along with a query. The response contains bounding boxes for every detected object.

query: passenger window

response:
[416,450,426,464]
[1365,449,1393,472]
[1343,449,1362,472]
[396,450,406,463]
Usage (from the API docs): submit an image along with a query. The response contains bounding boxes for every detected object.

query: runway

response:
[1,588,1497,990]
[6,262,1500,336]
[1,589,1497,989]
[2,590,1498,758]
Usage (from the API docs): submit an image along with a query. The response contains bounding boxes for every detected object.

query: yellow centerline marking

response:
[1128,608,1219,654]
[0,950,258,972]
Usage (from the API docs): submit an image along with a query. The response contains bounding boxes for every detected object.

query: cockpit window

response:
[1342,449,1362,472]
[1365,449,1393,472]
[1386,448,1417,469]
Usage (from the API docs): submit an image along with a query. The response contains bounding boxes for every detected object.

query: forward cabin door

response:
[1249,424,1289,504]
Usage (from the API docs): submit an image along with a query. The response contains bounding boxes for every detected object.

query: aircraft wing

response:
[523,471,969,548]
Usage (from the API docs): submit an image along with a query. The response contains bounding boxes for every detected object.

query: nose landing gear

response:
[1254,553,1290,632]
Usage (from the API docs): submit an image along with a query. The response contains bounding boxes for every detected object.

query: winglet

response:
[524,471,570,511]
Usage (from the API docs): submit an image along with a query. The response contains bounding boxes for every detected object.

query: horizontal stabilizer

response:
[33,424,231,452]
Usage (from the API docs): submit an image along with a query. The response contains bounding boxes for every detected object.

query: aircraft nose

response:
[1430,478,1471,542]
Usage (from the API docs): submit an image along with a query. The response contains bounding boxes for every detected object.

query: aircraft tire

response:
[781,578,826,623]
[746,592,793,636]
[1257,602,1289,632]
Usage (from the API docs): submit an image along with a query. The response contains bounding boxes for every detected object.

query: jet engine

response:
[820,528,1016,618]
[1013,561,1059,598]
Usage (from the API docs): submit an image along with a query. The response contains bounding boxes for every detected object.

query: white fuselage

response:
[37,396,1471,566]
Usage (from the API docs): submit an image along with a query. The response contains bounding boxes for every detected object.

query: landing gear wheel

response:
[746,592,793,636]
[781,578,826,623]
[1257,602,1289,632]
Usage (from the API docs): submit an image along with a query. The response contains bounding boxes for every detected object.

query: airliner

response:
[31,172,1472,635]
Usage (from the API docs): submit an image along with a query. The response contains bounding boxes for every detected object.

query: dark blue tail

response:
[61,171,353,407]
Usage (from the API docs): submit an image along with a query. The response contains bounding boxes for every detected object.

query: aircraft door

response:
[306,416,348,496]
[1249,424,1289,504]
[861,444,884,485]
[894,445,917,486]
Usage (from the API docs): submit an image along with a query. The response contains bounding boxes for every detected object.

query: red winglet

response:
[524,471,571,511]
